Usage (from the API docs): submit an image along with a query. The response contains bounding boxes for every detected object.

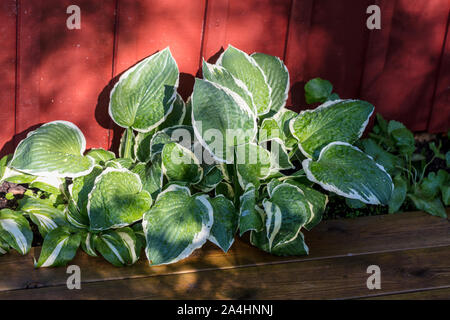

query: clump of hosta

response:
[0,46,393,268]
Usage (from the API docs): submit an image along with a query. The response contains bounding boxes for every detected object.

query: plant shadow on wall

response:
[0,46,447,298]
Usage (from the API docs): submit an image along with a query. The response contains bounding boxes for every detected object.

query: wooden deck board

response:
[0,211,448,299]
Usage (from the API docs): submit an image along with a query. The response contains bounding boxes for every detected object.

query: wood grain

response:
[0,211,448,298]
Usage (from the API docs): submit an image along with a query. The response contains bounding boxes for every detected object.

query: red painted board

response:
[114,0,206,98]
[202,0,291,61]
[0,1,17,157]
[360,0,450,132]
[428,12,450,133]
[287,0,372,109]
[15,0,115,151]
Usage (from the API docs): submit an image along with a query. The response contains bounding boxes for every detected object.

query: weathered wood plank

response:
[1,246,449,300]
[363,287,450,300]
[0,211,448,293]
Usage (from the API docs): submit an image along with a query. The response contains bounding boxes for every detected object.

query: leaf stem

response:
[123,127,134,159]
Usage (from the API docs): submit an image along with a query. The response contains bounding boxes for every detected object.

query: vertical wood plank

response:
[114,0,206,98]
[202,0,291,61]
[0,0,17,156]
[428,12,450,133]
[360,0,450,131]
[286,0,372,109]
[16,0,115,150]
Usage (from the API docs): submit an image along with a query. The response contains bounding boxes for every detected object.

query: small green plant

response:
[0,46,394,267]
[357,114,449,218]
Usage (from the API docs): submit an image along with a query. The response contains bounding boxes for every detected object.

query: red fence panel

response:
[1,0,449,158]
[15,0,115,152]
[0,0,17,155]
[360,0,450,132]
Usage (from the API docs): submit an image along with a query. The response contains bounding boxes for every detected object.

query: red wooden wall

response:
[1,0,449,156]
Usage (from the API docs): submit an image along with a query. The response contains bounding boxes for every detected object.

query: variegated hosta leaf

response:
[217,45,271,115]
[262,183,312,252]
[10,121,95,178]
[251,228,309,256]
[239,184,264,236]
[282,181,328,231]
[162,142,203,184]
[264,139,294,171]
[0,209,33,255]
[236,143,271,189]
[105,158,134,170]
[68,165,104,228]
[274,108,298,149]
[215,181,234,200]
[207,195,238,252]
[18,197,69,237]
[202,60,256,115]
[85,148,116,166]
[251,53,289,114]
[150,125,194,161]
[134,130,155,163]
[303,142,393,205]
[81,232,98,257]
[0,166,36,184]
[192,78,257,163]
[160,93,186,129]
[143,185,213,265]
[35,228,81,268]
[0,154,12,180]
[290,99,374,158]
[95,228,141,266]
[195,165,224,192]
[109,48,179,132]
[131,161,163,199]
[0,236,9,255]
[88,168,152,231]
[29,176,64,195]
[119,128,135,160]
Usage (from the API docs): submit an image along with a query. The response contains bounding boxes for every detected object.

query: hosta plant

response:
[0,46,394,267]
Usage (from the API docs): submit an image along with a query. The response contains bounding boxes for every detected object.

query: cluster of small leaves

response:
[357,114,449,218]
[0,47,394,267]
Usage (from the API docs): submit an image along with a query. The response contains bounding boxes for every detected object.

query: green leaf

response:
[207,195,238,252]
[195,165,224,192]
[134,130,155,163]
[251,53,289,114]
[265,139,294,171]
[192,78,257,163]
[87,168,152,231]
[35,229,81,268]
[408,194,447,218]
[160,93,186,129]
[388,121,415,156]
[262,183,312,251]
[119,128,135,160]
[235,142,271,189]
[80,232,98,257]
[360,139,401,175]
[104,158,134,170]
[388,175,407,213]
[0,236,9,255]
[446,151,450,167]
[0,209,33,255]
[150,125,194,161]
[304,78,333,104]
[202,60,256,115]
[218,45,271,115]
[85,148,116,166]
[290,100,374,158]
[18,197,69,237]
[0,154,12,181]
[95,227,140,266]
[68,165,104,228]
[29,176,64,195]
[109,48,179,132]
[238,184,264,236]
[215,182,234,200]
[10,121,95,178]
[251,228,308,256]
[417,171,446,199]
[303,142,393,205]
[131,161,163,199]
[143,185,213,265]
[161,142,203,184]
